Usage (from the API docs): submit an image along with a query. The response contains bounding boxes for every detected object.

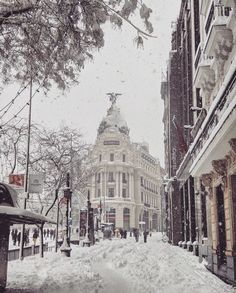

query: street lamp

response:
[60,173,72,257]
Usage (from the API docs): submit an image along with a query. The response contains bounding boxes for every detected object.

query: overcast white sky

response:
[0,0,181,166]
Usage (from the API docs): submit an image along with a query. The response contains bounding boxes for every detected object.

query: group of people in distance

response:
[11,228,30,246]
[10,227,55,247]
[113,227,151,243]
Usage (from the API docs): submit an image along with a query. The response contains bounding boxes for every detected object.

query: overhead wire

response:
[0,80,31,120]
[0,77,48,129]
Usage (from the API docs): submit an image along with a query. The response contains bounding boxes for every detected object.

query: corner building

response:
[87,99,162,231]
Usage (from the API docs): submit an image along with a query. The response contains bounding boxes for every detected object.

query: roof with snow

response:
[0,182,56,225]
[98,98,129,136]
[0,206,56,225]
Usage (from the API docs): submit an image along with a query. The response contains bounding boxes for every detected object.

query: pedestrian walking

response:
[134,229,139,242]
[50,229,53,239]
[33,229,39,245]
[17,232,21,246]
[119,229,124,239]
[13,229,17,246]
[143,230,148,243]
[46,228,50,239]
[123,230,127,239]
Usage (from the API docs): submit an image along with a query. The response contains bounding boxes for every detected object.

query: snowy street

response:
[6,233,236,293]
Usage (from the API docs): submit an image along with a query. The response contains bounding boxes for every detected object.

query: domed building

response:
[87,95,162,231]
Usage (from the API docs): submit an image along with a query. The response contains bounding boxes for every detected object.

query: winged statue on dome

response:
[106,92,122,107]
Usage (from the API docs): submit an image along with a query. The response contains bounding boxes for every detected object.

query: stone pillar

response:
[202,173,214,271]
[92,174,96,198]
[130,206,135,228]
[115,171,119,197]
[119,172,123,198]
[116,205,123,228]
[183,184,187,244]
[130,173,133,200]
[0,220,10,291]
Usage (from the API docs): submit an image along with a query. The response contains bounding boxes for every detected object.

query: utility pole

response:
[19,76,33,260]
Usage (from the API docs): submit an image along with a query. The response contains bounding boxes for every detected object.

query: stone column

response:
[130,173,134,200]
[130,205,135,228]
[115,171,119,197]
[120,172,123,198]
[116,205,123,228]
[202,173,214,270]
[92,174,96,198]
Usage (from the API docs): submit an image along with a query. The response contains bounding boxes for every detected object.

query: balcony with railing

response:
[190,68,236,171]
[177,67,236,178]
[194,51,215,103]
[204,3,233,59]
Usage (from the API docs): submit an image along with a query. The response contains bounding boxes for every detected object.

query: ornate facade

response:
[163,0,236,283]
[87,97,162,231]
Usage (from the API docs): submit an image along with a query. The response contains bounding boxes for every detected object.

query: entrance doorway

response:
[216,184,226,265]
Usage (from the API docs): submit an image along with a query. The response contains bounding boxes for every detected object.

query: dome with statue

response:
[98,93,129,136]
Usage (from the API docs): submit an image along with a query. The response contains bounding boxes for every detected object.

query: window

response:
[141,177,143,186]
[97,189,101,197]
[122,154,126,162]
[108,188,114,197]
[122,188,127,198]
[108,172,114,182]
[97,173,101,183]
[122,173,127,183]
[99,154,102,162]
[110,153,114,161]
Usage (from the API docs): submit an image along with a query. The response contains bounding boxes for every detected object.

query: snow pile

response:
[6,233,236,293]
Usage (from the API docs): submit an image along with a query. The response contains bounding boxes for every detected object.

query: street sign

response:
[28,173,44,193]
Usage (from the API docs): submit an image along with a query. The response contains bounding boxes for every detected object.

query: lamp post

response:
[60,172,72,257]
[83,190,95,246]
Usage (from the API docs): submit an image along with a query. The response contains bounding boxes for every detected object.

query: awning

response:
[0,206,56,225]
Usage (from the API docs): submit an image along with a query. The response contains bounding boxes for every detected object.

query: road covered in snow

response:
[6,233,236,293]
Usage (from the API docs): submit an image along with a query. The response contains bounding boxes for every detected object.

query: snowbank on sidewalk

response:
[6,233,235,293]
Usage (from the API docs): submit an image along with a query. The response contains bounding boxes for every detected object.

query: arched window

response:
[123,208,130,230]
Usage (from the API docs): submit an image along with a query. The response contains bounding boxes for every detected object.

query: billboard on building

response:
[9,174,25,187]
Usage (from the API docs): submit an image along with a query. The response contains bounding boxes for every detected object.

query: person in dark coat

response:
[17,232,21,246]
[143,230,148,243]
[13,229,17,246]
[134,229,139,242]
[119,229,124,239]
[33,230,39,245]
[123,230,127,239]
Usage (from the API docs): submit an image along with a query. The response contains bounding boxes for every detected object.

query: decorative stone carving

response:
[212,159,227,177]
[229,138,236,154]
[212,159,228,188]
[201,173,213,197]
